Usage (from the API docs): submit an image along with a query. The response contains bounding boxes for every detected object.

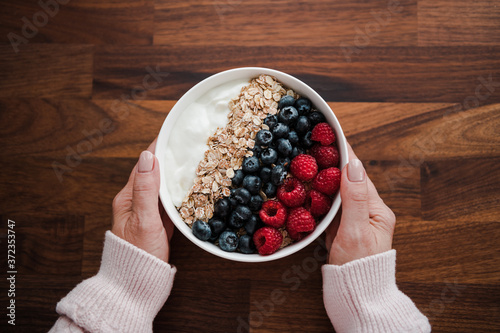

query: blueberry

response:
[288,131,299,145]
[279,106,299,126]
[260,148,278,165]
[272,123,290,139]
[294,98,312,114]
[277,138,293,157]
[252,145,263,158]
[209,218,226,237]
[219,230,238,252]
[301,131,314,149]
[242,175,262,195]
[232,169,245,187]
[236,205,253,221]
[295,116,310,134]
[228,211,245,229]
[245,214,261,235]
[192,220,211,241]
[277,157,291,170]
[248,194,264,211]
[242,156,260,174]
[239,234,256,254]
[278,95,295,110]
[230,189,238,207]
[308,111,325,126]
[259,166,272,183]
[232,187,251,205]
[264,114,279,130]
[214,198,231,218]
[271,165,287,185]
[262,182,277,198]
[291,146,305,158]
[255,129,273,147]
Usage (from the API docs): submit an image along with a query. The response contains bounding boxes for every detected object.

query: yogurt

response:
[165,79,250,207]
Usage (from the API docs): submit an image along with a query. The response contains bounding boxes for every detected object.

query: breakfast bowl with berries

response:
[156,67,348,262]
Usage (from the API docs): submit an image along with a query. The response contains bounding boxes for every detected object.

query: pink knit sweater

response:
[50,231,430,332]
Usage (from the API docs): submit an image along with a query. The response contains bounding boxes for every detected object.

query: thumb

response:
[339,159,369,232]
[131,151,161,224]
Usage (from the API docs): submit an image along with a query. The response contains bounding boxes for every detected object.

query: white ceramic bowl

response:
[156,67,348,262]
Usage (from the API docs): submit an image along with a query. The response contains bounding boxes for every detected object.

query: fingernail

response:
[138,151,154,173]
[348,159,365,182]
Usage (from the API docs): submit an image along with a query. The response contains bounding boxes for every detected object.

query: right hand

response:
[326,144,396,265]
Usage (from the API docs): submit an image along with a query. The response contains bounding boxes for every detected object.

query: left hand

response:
[111,138,174,262]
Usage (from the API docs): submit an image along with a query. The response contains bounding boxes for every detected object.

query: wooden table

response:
[1,1,499,332]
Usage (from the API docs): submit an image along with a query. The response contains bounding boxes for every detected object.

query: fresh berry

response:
[228,211,245,228]
[235,205,252,221]
[290,154,318,182]
[295,116,310,134]
[245,214,261,235]
[271,165,287,185]
[214,198,231,217]
[311,122,336,146]
[278,95,295,110]
[232,187,251,205]
[277,178,306,208]
[253,227,283,255]
[261,148,278,165]
[276,138,293,157]
[272,123,290,139]
[239,234,256,254]
[242,156,260,173]
[286,207,316,241]
[305,190,332,217]
[209,218,226,237]
[294,98,312,114]
[229,189,238,207]
[259,200,287,228]
[252,145,262,158]
[276,157,291,170]
[219,230,238,252]
[249,194,264,211]
[231,169,245,187]
[310,144,339,169]
[301,131,314,148]
[255,129,273,146]
[279,106,299,125]
[262,182,277,198]
[291,146,305,159]
[260,167,272,183]
[242,175,262,195]
[192,220,212,241]
[288,131,299,145]
[308,111,325,126]
[312,167,341,195]
[264,114,278,130]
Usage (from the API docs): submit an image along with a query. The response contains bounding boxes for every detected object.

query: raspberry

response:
[311,122,336,146]
[310,144,339,169]
[290,154,318,182]
[286,207,316,241]
[277,178,306,208]
[305,190,332,217]
[312,167,341,195]
[253,227,283,255]
[259,200,287,228]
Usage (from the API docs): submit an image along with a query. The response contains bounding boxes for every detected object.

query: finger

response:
[159,199,175,242]
[325,210,341,252]
[131,151,162,228]
[339,158,369,231]
[123,137,159,193]
[147,137,158,154]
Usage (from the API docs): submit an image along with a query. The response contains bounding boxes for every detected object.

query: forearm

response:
[322,250,430,333]
[49,231,176,333]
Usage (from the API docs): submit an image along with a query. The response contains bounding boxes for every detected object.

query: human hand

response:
[326,144,396,265]
[111,138,174,262]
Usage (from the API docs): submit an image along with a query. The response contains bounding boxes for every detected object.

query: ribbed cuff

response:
[322,250,431,333]
[56,231,176,333]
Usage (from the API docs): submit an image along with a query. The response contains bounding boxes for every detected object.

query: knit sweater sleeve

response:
[322,250,431,333]
[49,231,176,333]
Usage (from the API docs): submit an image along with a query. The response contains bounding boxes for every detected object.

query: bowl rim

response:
[156,67,348,263]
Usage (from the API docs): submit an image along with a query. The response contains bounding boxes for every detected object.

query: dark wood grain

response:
[93,45,500,103]
[418,0,500,46]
